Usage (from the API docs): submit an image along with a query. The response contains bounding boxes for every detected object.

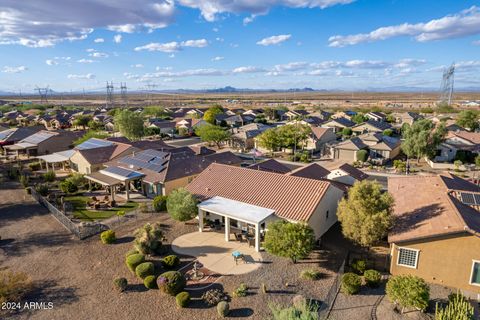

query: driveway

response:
[171,231,263,275]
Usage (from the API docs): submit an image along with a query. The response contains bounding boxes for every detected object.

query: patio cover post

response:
[198,208,204,232]
[225,216,230,241]
[255,223,260,252]
[125,181,130,200]
[110,186,115,201]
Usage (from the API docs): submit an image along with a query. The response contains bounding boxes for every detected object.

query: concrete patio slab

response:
[172,230,263,275]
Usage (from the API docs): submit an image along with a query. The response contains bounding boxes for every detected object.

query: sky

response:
[0,0,480,93]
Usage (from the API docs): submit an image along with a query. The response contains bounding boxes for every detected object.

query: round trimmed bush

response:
[341,272,361,295]
[153,195,168,212]
[135,262,155,279]
[351,259,367,275]
[176,291,190,308]
[386,275,429,312]
[100,230,116,244]
[144,275,158,289]
[125,249,139,258]
[125,253,145,273]
[217,301,230,317]
[60,179,78,194]
[162,255,180,270]
[113,277,127,292]
[157,271,186,296]
[364,269,381,288]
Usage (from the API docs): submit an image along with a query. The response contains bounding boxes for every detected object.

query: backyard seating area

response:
[86,195,116,210]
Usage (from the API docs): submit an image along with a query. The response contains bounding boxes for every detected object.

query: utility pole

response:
[439,63,455,106]
[106,81,114,108]
[120,82,127,107]
[35,86,50,104]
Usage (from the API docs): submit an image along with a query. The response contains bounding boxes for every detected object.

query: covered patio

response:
[37,149,75,171]
[3,142,37,158]
[85,166,145,201]
[197,196,275,252]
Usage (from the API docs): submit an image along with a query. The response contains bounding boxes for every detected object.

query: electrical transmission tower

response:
[106,81,114,107]
[144,83,157,105]
[120,82,128,107]
[439,63,455,105]
[35,86,50,104]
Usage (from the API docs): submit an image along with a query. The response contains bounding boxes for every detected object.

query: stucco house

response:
[434,130,480,163]
[352,119,392,134]
[365,111,386,122]
[186,163,345,251]
[388,173,480,297]
[231,123,272,151]
[322,117,355,133]
[326,163,369,186]
[307,127,337,153]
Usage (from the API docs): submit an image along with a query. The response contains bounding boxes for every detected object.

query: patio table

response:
[232,251,245,265]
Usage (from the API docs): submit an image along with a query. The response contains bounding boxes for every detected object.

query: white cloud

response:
[243,15,256,25]
[89,52,109,58]
[134,39,208,52]
[329,6,480,47]
[169,54,175,58]
[113,34,122,44]
[0,1,175,47]
[257,34,291,46]
[131,64,144,68]
[273,62,309,72]
[77,59,95,64]
[177,0,355,22]
[212,56,224,61]
[232,66,265,73]
[45,59,58,66]
[67,73,96,80]
[94,38,104,43]
[216,37,224,42]
[2,65,27,73]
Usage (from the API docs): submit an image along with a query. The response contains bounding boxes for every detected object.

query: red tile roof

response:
[186,163,336,222]
[248,159,291,174]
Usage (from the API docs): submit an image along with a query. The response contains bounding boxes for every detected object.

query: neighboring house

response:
[322,117,356,133]
[309,110,331,121]
[331,137,367,162]
[307,127,337,154]
[242,109,264,117]
[434,130,480,163]
[147,119,177,135]
[225,108,245,116]
[352,119,392,134]
[175,118,207,133]
[288,163,331,180]
[186,163,346,251]
[365,111,386,122]
[388,173,480,296]
[247,159,291,174]
[0,124,8,132]
[106,149,242,197]
[327,163,369,185]
[331,110,356,120]
[0,126,44,149]
[231,123,272,150]
[3,130,82,157]
[360,132,401,164]
[392,112,423,126]
[283,109,310,121]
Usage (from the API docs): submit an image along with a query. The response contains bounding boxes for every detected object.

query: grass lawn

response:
[65,195,139,221]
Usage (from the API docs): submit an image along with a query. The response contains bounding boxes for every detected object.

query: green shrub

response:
[125,253,145,273]
[43,170,56,182]
[217,301,230,317]
[386,275,429,312]
[356,149,368,163]
[153,195,168,212]
[176,291,190,308]
[157,271,186,296]
[300,269,322,280]
[60,179,78,194]
[383,129,393,136]
[233,283,248,297]
[28,162,41,171]
[100,230,116,244]
[135,262,155,279]
[351,259,367,275]
[341,273,361,295]
[67,173,86,186]
[364,269,381,288]
[162,255,180,270]
[436,291,474,320]
[125,249,139,258]
[133,223,163,255]
[34,183,49,196]
[202,289,226,306]
[19,175,29,188]
[113,277,127,292]
[144,275,158,289]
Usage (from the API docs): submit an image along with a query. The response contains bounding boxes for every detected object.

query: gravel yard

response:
[0,181,346,320]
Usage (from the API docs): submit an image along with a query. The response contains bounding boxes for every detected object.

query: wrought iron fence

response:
[319,252,347,319]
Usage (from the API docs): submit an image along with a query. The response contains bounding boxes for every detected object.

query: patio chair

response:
[103,195,109,201]
[91,196,98,202]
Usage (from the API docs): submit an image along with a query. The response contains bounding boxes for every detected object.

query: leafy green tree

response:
[195,124,231,148]
[401,119,446,162]
[386,275,430,313]
[351,113,367,124]
[356,149,368,163]
[383,129,393,136]
[256,128,280,155]
[87,119,103,131]
[203,106,224,124]
[264,221,315,263]
[277,124,312,149]
[166,188,198,222]
[264,107,278,120]
[456,110,479,131]
[342,127,353,136]
[144,126,161,137]
[143,106,169,118]
[337,180,394,247]
[73,130,108,145]
[153,195,168,212]
[114,110,145,141]
[59,179,78,194]
[73,115,92,130]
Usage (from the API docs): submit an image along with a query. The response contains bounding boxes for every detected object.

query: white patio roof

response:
[4,142,37,150]
[37,149,75,163]
[198,196,275,225]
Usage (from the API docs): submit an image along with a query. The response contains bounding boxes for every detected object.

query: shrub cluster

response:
[135,262,155,279]
[144,275,158,289]
[157,271,186,296]
[233,283,248,298]
[133,223,163,255]
[153,195,168,212]
[34,183,49,196]
[59,179,78,194]
[364,269,381,288]
[100,230,116,244]
[300,269,322,280]
[0,270,33,304]
[162,255,180,270]
[125,253,145,273]
[217,301,230,317]
[386,275,430,312]
[202,289,226,306]
[113,277,128,292]
[43,170,56,182]
[341,273,361,295]
[350,259,367,275]
[176,291,190,308]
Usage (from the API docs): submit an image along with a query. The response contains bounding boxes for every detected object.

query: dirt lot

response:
[0,182,345,320]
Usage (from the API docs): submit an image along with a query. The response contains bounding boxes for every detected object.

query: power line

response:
[106,81,114,107]
[439,63,455,105]
[35,85,50,104]
[120,82,127,107]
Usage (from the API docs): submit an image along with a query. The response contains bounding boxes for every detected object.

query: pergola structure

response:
[85,166,145,201]
[197,196,275,252]
[36,150,75,171]
[3,142,37,158]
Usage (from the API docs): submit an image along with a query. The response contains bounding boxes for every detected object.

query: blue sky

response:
[0,0,479,92]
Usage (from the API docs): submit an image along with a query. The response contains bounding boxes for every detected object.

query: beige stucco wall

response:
[333,148,356,162]
[163,175,197,195]
[306,185,344,239]
[390,233,480,295]
[69,152,103,174]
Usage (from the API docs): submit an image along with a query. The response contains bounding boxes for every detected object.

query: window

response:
[397,247,419,268]
[470,261,480,286]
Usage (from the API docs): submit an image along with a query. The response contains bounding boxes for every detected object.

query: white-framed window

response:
[397,247,419,269]
[470,260,480,286]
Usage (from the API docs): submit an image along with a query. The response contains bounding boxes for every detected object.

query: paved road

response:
[165,137,202,147]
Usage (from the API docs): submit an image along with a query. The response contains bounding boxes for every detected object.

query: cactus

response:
[435,291,474,320]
